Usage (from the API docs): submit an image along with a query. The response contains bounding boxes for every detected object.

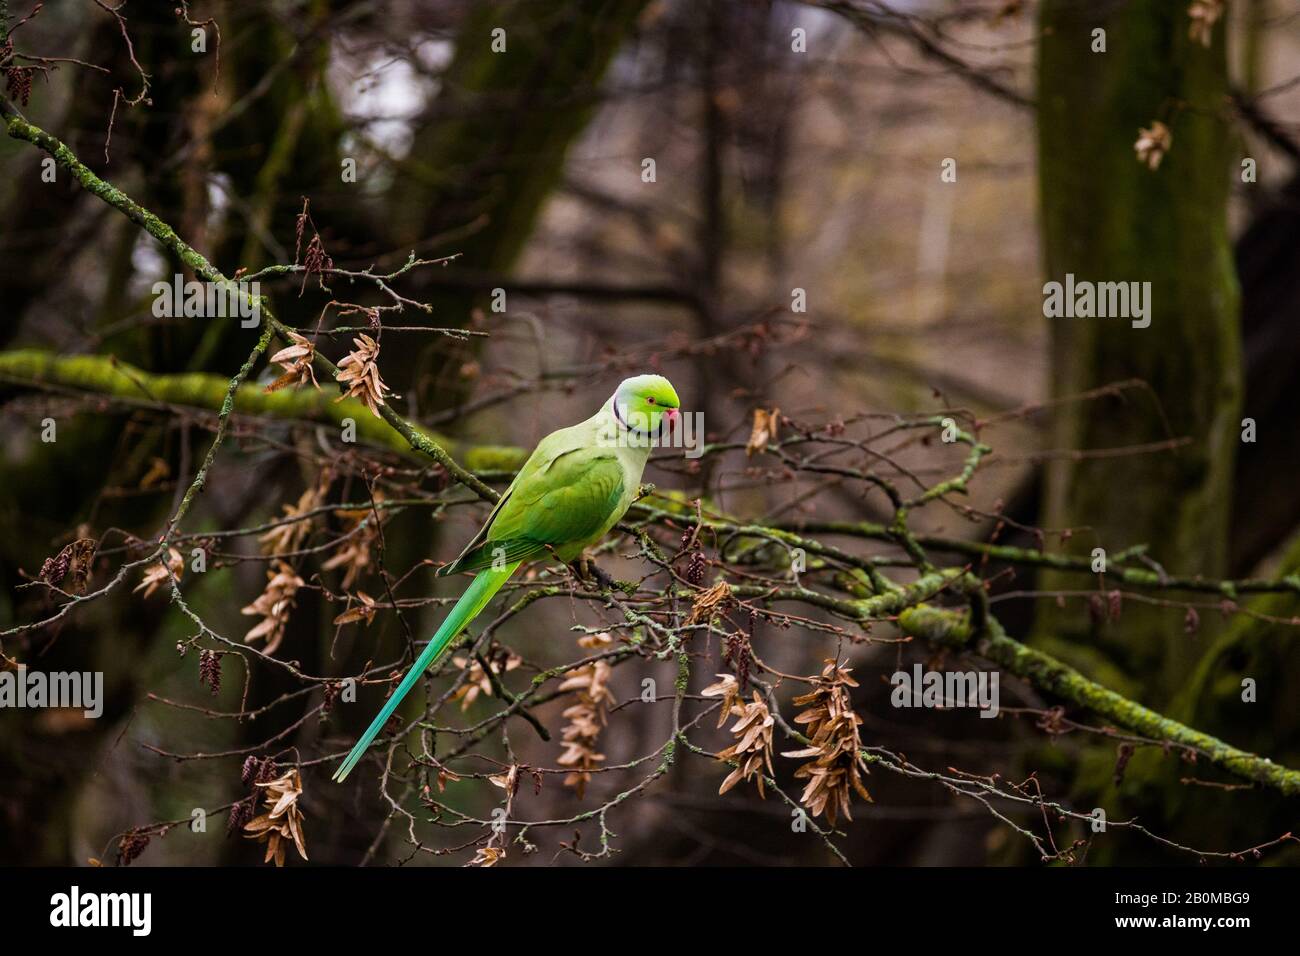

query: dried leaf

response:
[687,581,733,626]
[40,538,97,594]
[1187,0,1223,48]
[241,561,304,655]
[557,657,616,798]
[782,660,871,825]
[470,846,504,867]
[746,407,780,457]
[134,547,183,599]
[714,690,775,799]
[244,768,309,865]
[334,334,396,417]
[1134,120,1171,171]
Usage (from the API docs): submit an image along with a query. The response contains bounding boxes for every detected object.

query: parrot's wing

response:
[441,444,625,575]
[441,480,524,573]
[439,425,583,575]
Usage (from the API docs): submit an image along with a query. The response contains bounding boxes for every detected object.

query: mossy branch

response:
[633,504,1300,597]
[897,604,1300,796]
[725,568,965,622]
[0,348,525,470]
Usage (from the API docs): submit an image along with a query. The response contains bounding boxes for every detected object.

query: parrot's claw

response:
[570,551,615,591]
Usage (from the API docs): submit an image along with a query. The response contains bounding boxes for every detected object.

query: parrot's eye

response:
[646,397,656,405]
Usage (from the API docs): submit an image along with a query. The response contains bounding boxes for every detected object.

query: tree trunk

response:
[391,0,648,416]
[1036,0,1241,705]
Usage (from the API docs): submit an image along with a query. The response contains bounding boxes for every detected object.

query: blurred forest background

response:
[3,0,1300,867]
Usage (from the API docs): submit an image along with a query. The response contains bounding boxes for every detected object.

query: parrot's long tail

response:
[332,561,521,783]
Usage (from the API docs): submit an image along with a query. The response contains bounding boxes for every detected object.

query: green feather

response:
[332,561,520,782]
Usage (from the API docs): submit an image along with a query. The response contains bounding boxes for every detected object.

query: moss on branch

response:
[897,605,1300,796]
[0,349,524,471]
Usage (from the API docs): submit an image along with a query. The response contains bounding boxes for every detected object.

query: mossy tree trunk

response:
[1031,0,1258,864]
[1036,0,1241,705]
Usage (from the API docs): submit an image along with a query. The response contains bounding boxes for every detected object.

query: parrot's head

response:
[611,374,681,438]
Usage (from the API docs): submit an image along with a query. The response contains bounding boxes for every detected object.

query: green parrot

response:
[333,374,681,782]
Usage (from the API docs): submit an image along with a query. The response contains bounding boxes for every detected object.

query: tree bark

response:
[391,0,648,416]
[1036,0,1241,704]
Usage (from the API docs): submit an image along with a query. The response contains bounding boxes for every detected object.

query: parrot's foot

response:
[570,551,615,591]
[635,482,656,502]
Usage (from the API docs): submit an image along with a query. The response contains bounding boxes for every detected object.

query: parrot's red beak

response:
[664,407,680,434]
